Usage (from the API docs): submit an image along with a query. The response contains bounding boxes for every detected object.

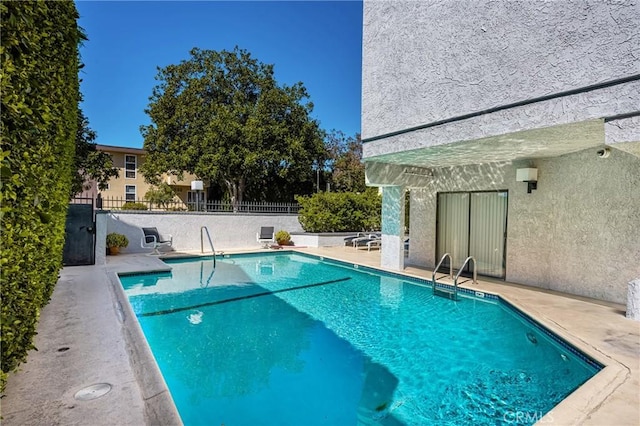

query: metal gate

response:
[63,198,95,266]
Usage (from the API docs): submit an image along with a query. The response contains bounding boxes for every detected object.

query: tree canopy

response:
[141,47,326,204]
[324,130,365,192]
[71,106,118,196]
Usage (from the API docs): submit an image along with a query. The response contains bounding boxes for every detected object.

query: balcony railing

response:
[97,196,300,215]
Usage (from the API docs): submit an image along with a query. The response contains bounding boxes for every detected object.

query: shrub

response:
[144,183,176,209]
[1,1,82,392]
[106,233,129,248]
[296,189,381,233]
[275,230,291,246]
[121,201,148,210]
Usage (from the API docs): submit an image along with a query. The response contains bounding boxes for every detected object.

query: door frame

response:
[435,190,508,279]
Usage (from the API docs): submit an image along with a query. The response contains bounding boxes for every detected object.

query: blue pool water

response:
[119,253,601,425]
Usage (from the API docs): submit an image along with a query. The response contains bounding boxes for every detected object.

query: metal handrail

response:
[199,261,215,288]
[432,253,453,293]
[454,256,477,291]
[200,226,216,268]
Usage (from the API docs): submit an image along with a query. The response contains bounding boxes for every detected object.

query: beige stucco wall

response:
[408,147,640,304]
[100,151,153,200]
[98,149,205,204]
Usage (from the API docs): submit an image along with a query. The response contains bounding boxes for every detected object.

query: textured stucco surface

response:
[289,232,355,247]
[363,81,640,161]
[363,0,640,304]
[606,116,640,145]
[627,278,640,321]
[362,0,640,141]
[407,148,640,304]
[104,212,303,254]
[606,116,640,158]
[365,119,613,170]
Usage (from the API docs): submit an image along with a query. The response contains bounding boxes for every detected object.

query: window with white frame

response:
[125,155,136,179]
[125,185,136,202]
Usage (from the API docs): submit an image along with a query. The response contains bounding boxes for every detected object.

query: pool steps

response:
[431,254,478,301]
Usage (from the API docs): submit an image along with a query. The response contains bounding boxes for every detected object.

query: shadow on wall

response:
[106,213,157,254]
[365,160,517,194]
[427,161,515,195]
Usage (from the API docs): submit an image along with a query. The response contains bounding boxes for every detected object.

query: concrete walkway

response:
[2,247,639,425]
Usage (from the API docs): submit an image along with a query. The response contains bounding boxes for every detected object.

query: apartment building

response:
[93,144,207,207]
[362,0,639,303]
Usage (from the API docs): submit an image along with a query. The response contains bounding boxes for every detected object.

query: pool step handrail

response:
[200,226,216,268]
[454,256,477,292]
[432,253,453,296]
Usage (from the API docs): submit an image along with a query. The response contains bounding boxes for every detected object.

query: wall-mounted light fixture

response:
[516,168,538,194]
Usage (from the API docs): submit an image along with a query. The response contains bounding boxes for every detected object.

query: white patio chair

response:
[257,226,275,248]
[141,227,173,255]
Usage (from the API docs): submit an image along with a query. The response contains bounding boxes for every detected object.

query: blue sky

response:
[76,1,363,148]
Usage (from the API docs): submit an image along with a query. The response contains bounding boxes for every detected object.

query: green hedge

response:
[296,189,381,232]
[1,1,81,393]
[121,201,149,211]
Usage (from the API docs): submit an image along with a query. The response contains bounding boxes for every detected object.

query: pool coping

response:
[107,268,183,425]
[111,248,632,426]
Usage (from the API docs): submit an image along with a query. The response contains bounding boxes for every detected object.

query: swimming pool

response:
[119,252,601,425]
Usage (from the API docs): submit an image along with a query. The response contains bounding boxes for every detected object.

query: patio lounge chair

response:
[257,226,275,248]
[363,238,381,252]
[352,233,381,249]
[343,232,366,246]
[141,227,173,255]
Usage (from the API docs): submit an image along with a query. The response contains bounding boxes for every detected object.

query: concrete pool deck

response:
[2,247,639,425]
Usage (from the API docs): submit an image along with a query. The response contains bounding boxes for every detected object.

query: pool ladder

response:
[200,226,216,269]
[432,254,477,301]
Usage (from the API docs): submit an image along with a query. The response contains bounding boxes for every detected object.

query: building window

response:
[125,185,136,202]
[125,155,136,179]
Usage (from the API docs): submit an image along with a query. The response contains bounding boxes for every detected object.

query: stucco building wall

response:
[363,0,639,304]
[362,0,639,141]
[407,148,640,304]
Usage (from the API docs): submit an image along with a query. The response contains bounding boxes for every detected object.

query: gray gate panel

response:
[63,203,95,266]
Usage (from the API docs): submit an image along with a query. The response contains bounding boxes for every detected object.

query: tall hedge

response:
[296,189,381,232]
[1,1,82,392]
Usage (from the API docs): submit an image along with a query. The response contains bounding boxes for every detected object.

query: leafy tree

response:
[144,182,176,209]
[71,106,118,196]
[324,130,365,192]
[141,47,325,205]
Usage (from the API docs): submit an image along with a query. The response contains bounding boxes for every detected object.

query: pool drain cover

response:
[74,383,112,401]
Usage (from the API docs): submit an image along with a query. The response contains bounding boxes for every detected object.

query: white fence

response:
[99,196,300,214]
